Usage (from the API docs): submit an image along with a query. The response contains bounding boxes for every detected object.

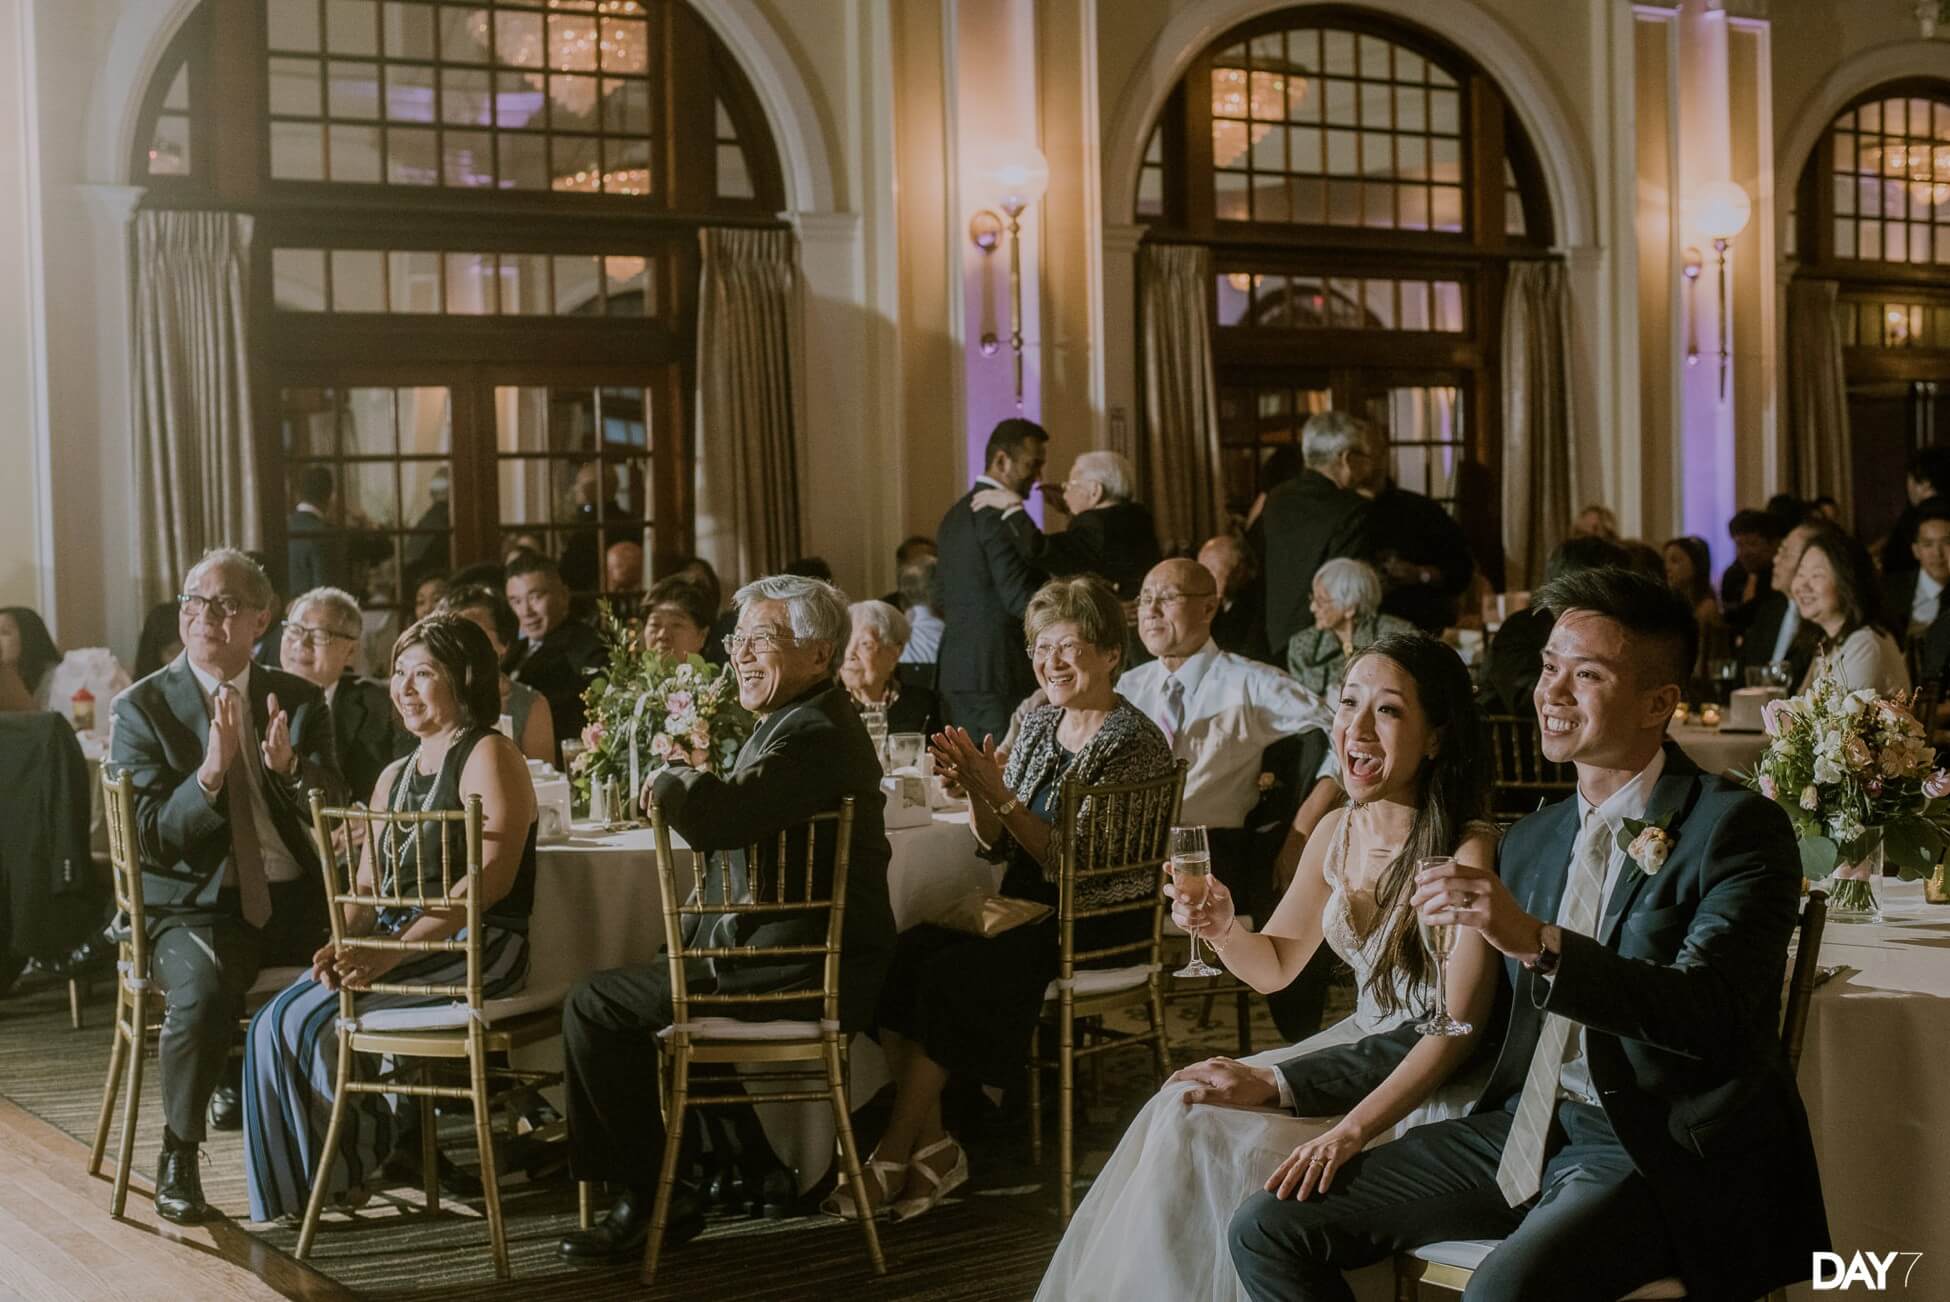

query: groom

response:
[1210,567,1828,1301]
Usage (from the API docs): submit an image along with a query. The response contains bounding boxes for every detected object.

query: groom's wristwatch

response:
[994,795,1022,818]
[1522,922,1562,975]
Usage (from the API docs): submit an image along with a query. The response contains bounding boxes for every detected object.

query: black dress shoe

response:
[745,1163,795,1221]
[557,1187,705,1264]
[207,1086,242,1132]
[154,1148,214,1225]
[705,1164,744,1209]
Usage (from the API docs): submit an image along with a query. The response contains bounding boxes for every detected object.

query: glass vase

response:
[1827,842,1883,924]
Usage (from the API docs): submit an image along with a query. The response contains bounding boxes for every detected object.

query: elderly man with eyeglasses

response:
[557,573,896,1263]
[278,585,409,805]
[108,548,342,1225]
[1117,558,1347,1041]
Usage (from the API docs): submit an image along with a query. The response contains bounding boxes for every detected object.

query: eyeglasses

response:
[1135,588,1214,611]
[281,623,353,649]
[177,593,256,621]
[723,630,798,657]
[1028,637,1095,662]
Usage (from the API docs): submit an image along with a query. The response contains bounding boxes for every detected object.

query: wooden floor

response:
[0,1094,348,1302]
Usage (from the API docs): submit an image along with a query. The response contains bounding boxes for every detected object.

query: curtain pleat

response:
[1785,277,1854,507]
[695,226,803,588]
[1139,244,1222,553]
[1500,260,1576,590]
[133,210,260,604]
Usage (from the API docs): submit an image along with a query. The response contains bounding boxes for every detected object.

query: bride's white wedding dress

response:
[1034,807,1490,1302]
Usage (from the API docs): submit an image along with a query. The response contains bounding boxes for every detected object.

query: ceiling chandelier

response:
[1859,140,1950,207]
[552,165,650,196]
[468,1,649,120]
[1210,67,1304,169]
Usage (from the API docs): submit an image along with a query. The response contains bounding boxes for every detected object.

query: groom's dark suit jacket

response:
[1279,745,1829,1300]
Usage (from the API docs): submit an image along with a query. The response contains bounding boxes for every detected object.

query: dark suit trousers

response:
[941,692,1016,749]
[150,881,323,1144]
[1227,1102,1675,1302]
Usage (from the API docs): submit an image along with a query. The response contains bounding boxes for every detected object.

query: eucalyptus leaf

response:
[1798,836,1840,880]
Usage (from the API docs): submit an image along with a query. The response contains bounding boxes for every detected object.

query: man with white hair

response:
[558,573,896,1263]
[1253,411,1377,651]
[110,548,340,1224]
[975,449,1162,599]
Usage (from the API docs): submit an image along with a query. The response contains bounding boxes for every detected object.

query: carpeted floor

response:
[0,965,1347,1298]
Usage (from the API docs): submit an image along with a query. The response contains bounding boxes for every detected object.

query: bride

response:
[1036,632,1501,1302]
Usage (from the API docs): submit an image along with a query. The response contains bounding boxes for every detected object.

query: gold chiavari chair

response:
[1484,715,1577,819]
[1026,761,1186,1226]
[1392,890,1830,1302]
[86,768,308,1217]
[623,794,884,1288]
[295,791,561,1281]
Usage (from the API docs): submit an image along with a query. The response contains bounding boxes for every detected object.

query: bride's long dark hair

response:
[1339,632,1492,1017]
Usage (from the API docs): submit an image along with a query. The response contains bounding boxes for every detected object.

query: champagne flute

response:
[1170,825,1223,978]
[1415,855,1472,1037]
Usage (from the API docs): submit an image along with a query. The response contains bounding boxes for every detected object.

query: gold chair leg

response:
[110,991,145,1218]
[1393,1254,1420,1302]
[1027,1033,1043,1166]
[640,1045,692,1289]
[297,1029,356,1260]
[825,1039,886,1276]
[89,984,129,1177]
[578,1179,593,1231]
[1058,1001,1075,1226]
[467,1031,510,1281]
[419,1089,439,1215]
[69,978,85,1031]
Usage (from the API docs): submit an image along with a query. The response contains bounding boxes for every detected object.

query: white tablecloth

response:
[1782,877,1950,1299]
[1669,723,1768,778]
[522,807,1001,1190]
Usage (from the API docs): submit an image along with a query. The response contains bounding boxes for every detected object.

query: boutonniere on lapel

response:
[1616,814,1675,876]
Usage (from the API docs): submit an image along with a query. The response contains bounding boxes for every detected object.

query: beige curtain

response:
[132,210,260,602]
[1500,260,1577,589]
[1785,277,1854,507]
[1140,243,1223,552]
[695,227,802,587]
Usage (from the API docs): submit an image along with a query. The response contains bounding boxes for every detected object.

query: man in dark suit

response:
[557,575,894,1262]
[275,585,407,803]
[1192,567,1827,1302]
[1738,519,1820,682]
[1718,507,1782,631]
[505,551,604,756]
[976,450,1162,600]
[110,548,339,1225]
[935,419,1048,744]
[286,466,388,597]
[1880,446,1950,577]
[1483,535,1629,715]
[1253,412,1377,652]
[1365,478,1475,634]
[1199,532,1275,664]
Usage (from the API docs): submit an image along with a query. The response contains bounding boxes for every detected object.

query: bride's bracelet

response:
[1209,917,1239,952]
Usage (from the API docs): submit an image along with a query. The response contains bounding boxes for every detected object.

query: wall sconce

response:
[1683,180,1752,401]
[971,145,1050,409]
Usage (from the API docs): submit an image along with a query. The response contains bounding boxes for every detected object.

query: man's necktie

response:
[1162,676,1186,754]
[1494,810,1610,1205]
[220,683,274,929]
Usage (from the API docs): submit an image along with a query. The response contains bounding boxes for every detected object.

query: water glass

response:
[886,731,926,773]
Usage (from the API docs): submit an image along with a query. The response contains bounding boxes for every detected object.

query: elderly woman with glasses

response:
[824,575,1173,1225]
[1285,558,1416,696]
[278,586,407,803]
[841,600,939,738]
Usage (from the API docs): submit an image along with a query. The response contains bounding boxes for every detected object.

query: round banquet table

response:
[1783,876,1950,1299]
[519,806,1003,1191]
[1668,722,1769,778]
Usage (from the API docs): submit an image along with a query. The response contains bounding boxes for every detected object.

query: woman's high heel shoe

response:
[819,1157,903,1221]
[889,1135,967,1223]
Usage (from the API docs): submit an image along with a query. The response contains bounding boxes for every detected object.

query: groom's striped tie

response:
[1495,811,1611,1206]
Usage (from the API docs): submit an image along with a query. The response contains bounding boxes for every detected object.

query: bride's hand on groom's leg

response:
[1166,1057,1278,1109]
[1264,1118,1366,1201]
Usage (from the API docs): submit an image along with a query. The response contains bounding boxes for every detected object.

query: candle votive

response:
[1699,703,1723,728]
[1672,701,1691,725]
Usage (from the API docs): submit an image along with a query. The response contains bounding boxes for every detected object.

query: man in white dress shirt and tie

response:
[1118,558,1345,1037]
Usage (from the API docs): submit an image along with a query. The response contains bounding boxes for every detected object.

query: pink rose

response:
[650,732,676,761]
[582,722,605,748]
[666,690,695,716]
[1927,769,1950,800]
[1762,698,1791,737]
[1626,827,1672,874]
[1844,735,1872,769]
[690,722,710,748]
[1867,777,1884,797]
[1758,774,1777,801]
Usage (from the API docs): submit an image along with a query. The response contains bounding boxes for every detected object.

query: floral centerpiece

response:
[1738,663,1950,921]
[572,612,754,815]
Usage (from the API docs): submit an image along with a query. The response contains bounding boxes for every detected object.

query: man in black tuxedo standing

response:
[1194,567,1826,1301]
[1252,412,1377,653]
[286,466,387,596]
[975,450,1162,600]
[504,551,604,756]
[110,549,339,1224]
[934,419,1048,744]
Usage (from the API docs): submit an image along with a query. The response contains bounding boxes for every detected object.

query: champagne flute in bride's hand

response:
[1170,825,1223,978]
[1415,855,1472,1037]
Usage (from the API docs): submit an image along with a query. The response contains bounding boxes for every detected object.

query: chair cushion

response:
[1043,965,1153,1000]
[655,1018,827,1042]
[352,983,567,1033]
[247,965,310,999]
[1410,1242,1686,1298]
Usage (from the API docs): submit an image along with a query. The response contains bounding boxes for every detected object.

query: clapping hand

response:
[262,692,297,776]
[1166,1056,1278,1109]
[930,727,1009,811]
[199,684,243,792]
[1164,860,1236,943]
[1264,1118,1366,1200]
[970,487,1022,513]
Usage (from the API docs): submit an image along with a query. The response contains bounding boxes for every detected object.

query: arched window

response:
[131,0,785,614]
[1139,8,1554,568]
[1793,80,1950,544]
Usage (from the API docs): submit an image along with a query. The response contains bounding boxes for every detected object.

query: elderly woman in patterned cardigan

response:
[825,575,1174,1225]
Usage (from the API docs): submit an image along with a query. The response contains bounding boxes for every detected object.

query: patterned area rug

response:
[0,965,1349,1298]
